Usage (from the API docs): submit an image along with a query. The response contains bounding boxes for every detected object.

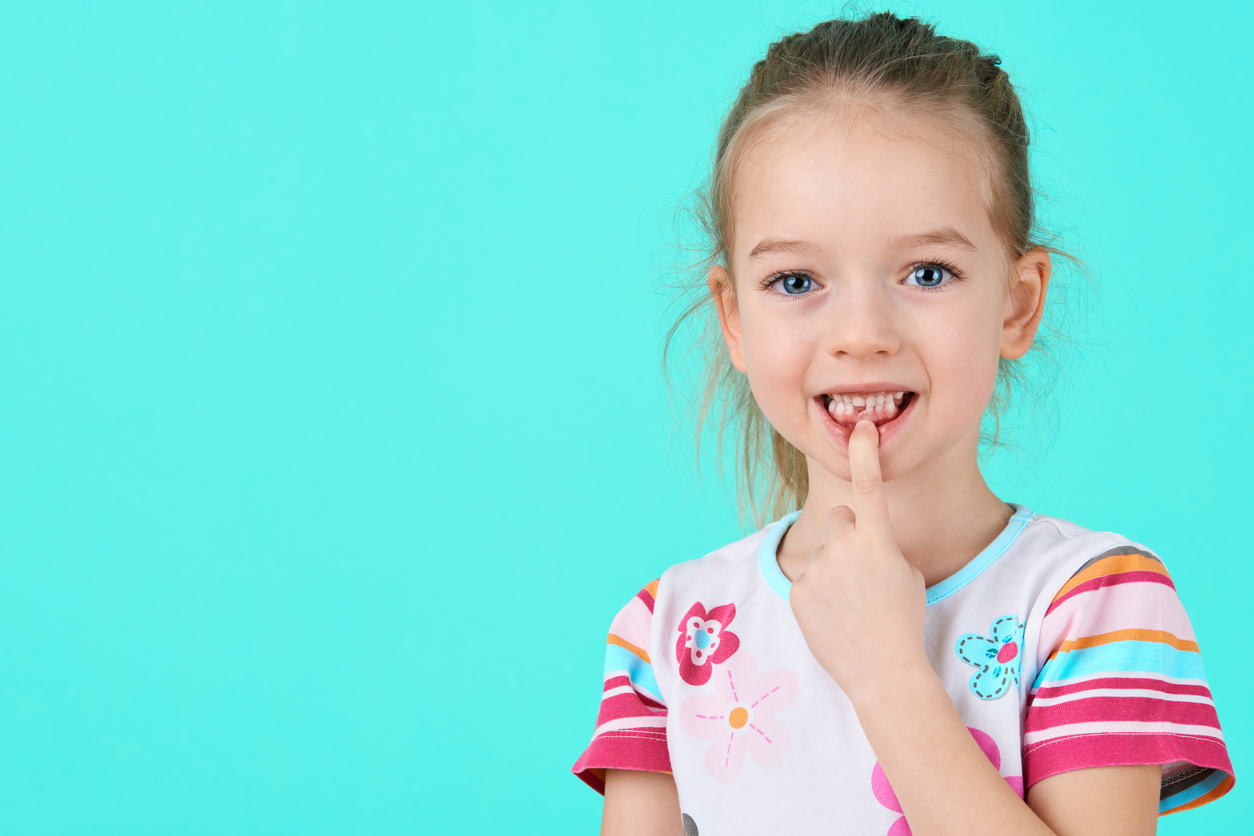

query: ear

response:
[1000,247,1051,360]
[707,264,746,372]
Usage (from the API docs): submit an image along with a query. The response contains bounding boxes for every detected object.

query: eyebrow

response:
[889,227,978,252]
[746,227,978,262]
[747,238,822,261]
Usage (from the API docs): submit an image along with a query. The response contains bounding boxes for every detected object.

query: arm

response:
[1028,765,1161,835]
[851,664,1159,836]
[791,421,1161,836]
[572,581,677,826]
[602,769,683,836]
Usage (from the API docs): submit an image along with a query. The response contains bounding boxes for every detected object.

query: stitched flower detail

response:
[675,601,740,686]
[872,727,1023,835]
[955,615,1026,700]
[678,651,797,783]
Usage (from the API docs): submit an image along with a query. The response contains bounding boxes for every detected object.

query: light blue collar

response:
[757,504,1035,605]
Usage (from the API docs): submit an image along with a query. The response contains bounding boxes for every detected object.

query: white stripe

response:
[1030,688,1215,707]
[602,685,643,700]
[602,671,663,705]
[1030,670,1208,694]
[593,715,668,737]
[1024,720,1224,746]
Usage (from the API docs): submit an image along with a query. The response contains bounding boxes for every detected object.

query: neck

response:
[776,430,1015,589]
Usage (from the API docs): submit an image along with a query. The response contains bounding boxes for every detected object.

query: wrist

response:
[841,654,938,711]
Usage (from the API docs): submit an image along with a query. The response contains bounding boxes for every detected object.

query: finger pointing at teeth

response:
[792,417,923,699]
[849,419,892,537]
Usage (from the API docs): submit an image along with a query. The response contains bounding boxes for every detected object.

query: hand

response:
[788,420,929,703]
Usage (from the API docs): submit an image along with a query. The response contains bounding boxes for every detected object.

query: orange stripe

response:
[644,579,660,598]
[1047,629,1199,661]
[1053,553,1171,599]
[608,634,651,664]
[1163,773,1234,815]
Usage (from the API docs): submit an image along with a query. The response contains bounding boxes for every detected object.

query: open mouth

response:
[820,390,916,429]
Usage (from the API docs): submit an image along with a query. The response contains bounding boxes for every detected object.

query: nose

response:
[823,283,900,360]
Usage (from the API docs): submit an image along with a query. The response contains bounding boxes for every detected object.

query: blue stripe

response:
[1160,768,1227,814]
[604,643,662,703]
[757,505,1035,605]
[1036,640,1206,685]
[758,511,801,599]
[926,505,1034,605]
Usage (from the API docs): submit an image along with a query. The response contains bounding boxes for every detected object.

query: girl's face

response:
[710,106,1049,485]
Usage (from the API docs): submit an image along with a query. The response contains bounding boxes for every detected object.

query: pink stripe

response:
[1025,695,1220,733]
[596,693,668,725]
[1040,582,1196,649]
[572,730,672,795]
[604,675,632,691]
[1023,732,1233,789]
[1047,571,1174,614]
[1035,676,1212,700]
[608,597,653,651]
[636,587,656,613]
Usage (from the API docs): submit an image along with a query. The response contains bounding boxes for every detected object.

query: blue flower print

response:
[955,615,1026,700]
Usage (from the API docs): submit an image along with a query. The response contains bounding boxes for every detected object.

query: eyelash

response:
[759,258,968,294]
[909,258,966,290]
[758,272,808,293]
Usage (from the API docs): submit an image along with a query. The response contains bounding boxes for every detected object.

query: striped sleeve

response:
[571,580,670,794]
[1024,548,1234,814]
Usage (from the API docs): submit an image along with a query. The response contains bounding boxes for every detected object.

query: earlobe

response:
[1000,248,1051,360]
[708,265,747,372]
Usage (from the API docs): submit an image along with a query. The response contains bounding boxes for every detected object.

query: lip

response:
[815,389,920,452]
[818,381,915,396]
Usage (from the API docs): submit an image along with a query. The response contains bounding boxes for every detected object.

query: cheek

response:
[930,312,1004,421]
[740,316,813,418]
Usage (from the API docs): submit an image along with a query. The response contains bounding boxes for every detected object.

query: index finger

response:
[848,419,890,535]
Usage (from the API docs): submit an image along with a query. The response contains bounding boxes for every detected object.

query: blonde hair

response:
[662,11,1090,528]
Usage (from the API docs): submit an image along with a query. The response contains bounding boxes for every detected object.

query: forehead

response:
[729,105,997,264]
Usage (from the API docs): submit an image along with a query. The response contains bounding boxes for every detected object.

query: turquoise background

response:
[0,1,1248,832]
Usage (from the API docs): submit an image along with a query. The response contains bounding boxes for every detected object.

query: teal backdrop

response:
[1,1,1248,832]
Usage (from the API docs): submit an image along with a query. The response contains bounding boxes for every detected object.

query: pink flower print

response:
[872,727,1023,835]
[678,651,798,783]
[675,601,740,686]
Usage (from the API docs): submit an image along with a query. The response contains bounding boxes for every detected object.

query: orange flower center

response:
[728,707,748,729]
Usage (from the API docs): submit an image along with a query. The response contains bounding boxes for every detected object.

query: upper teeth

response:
[824,391,907,416]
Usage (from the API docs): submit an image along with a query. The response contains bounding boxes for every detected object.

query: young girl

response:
[572,12,1233,836]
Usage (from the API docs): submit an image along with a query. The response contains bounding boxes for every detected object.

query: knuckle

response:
[853,476,879,496]
[826,505,854,523]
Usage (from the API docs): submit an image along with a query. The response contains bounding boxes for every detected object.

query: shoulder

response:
[1030,514,1190,666]
[657,522,777,600]
[1019,511,1160,569]
[995,512,1181,683]
[1021,515,1208,705]
[997,511,1167,606]
[1017,512,1174,606]
[602,520,779,631]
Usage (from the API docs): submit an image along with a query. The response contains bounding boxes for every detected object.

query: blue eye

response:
[905,263,958,289]
[772,273,815,295]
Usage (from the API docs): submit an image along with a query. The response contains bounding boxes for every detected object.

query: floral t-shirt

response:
[572,506,1233,834]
